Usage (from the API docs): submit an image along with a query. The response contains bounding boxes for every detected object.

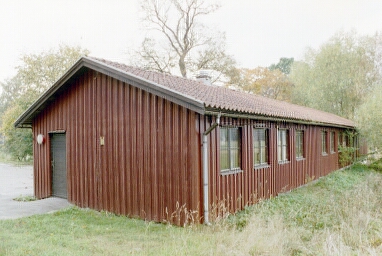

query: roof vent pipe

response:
[196,70,212,86]
[202,113,221,225]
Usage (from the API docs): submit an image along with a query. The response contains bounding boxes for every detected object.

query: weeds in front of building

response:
[1,159,382,255]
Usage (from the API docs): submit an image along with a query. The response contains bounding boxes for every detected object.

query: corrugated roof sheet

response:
[93,57,354,128]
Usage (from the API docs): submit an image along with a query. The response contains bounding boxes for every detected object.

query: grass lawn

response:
[1,161,382,255]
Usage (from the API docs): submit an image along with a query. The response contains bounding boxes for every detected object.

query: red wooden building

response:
[15,57,357,225]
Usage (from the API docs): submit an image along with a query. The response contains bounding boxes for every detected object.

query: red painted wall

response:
[203,117,345,219]
[32,68,353,225]
[33,69,201,225]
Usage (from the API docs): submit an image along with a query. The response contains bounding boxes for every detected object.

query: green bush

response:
[338,145,356,167]
[369,158,382,172]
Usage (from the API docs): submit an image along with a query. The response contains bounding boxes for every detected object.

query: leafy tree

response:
[133,0,236,83]
[0,104,32,160]
[269,57,294,74]
[0,45,89,160]
[0,45,89,113]
[290,31,381,119]
[232,67,293,101]
[0,75,23,119]
[355,83,382,149]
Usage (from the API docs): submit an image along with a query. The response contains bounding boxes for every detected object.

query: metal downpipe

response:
[202,113,220,225]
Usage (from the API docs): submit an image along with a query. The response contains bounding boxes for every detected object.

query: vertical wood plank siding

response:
[203,116,346,220]
[32,70,201,224]
[32,68,353,225]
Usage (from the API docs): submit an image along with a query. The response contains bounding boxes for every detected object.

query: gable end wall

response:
[32,69,202,224]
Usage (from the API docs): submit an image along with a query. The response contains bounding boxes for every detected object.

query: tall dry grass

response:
[189,164,382,255]
[1,163,382,255]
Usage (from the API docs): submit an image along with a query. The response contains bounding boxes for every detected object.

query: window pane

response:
[264,143,268,162]
[338,133,341,150]
[230,148,240,169]
[220,128,229,170]
[254,147,260,164]
[281,145,286,161]
[278,129,288,161]
[281,131,285,145]
[278,130,282,161]
[330,132,335,152]
[296,130,304,158]
[254,129,259,142]
[254,128,268,166]
[260,148,266,163]
[254,130,260,154]
[322,131,327,154]
[220,128,228,147]
[258,130,265,141]
[220,127,241,171]
[230,128,240,169]
[220,150,229,170]
[229,128,239,148]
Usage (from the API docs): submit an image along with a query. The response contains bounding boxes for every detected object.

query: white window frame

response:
[330,131,335,153]
[253,128,269,167]
[296,130,304,159]
[322,131,328,155]
[278,129,289,163]
[220,127,242,174]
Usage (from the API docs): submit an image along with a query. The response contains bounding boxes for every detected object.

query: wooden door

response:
[51,133,67,198]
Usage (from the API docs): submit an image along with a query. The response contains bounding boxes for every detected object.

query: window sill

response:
[220,169,244,176]
[278,160,290,164]
[254,164,270,169]
[296,157,305,161]
[322,153,328,156]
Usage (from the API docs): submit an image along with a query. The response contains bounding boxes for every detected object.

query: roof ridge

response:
[86,56,355,128]
[89,56,197,83]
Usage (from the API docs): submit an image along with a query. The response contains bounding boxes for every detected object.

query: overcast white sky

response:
[0,0,381,82]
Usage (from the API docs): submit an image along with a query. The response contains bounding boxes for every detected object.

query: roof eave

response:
[204,109,355,129]
[14,58,86,128]
[14,57,206,128]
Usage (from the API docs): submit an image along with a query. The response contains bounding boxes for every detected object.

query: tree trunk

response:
[179,55,187,78]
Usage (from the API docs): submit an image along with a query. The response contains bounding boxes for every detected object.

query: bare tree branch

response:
[135,0,230,80]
